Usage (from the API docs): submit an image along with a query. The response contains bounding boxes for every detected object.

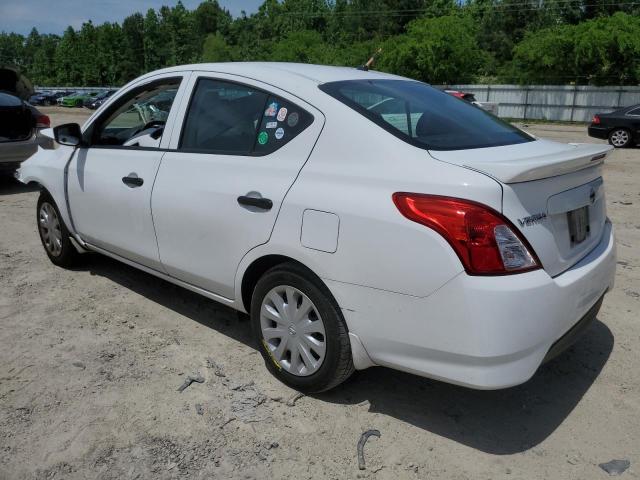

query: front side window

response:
[179,78,313,155]
[91,79,180,147]
[319,79,533,151]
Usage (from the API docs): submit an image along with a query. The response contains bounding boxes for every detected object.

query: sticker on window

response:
[275,127,284,140]
[266,121,277,129]
[258,131,269,145]
[277,107,288,122]
[287,112,299,127]
[264,102,278,117]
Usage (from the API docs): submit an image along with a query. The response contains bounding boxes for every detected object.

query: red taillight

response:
[35,114,50,128]
[592,115,600,125]
[392,193,540,275]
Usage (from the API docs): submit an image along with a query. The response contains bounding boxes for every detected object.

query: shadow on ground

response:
[81,252,613,456]
[0,174,40,196]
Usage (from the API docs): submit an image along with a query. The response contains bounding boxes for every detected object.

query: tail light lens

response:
[35,114,50,128]
[392,193,540,275]
[592,115,600,125]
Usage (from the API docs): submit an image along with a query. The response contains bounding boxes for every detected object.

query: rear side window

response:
[180,78,312,155]
[253,96,313,155]
[627,107,640,116]
[319,79,532,151]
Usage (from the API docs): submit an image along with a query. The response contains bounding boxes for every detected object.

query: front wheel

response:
[608,128,632,148]
[250,263,354,393]
[37,192,80,267]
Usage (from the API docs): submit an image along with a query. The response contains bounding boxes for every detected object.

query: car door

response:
[152,73,324,299]
[67,73,189,270]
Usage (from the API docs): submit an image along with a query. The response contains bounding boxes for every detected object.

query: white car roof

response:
[138,62,409,102]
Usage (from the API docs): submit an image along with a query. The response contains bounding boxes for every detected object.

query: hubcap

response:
[260,285,326,376]
[611,130,629,147]
[38,202,63,256]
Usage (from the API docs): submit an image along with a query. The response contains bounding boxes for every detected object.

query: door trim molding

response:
[84,242,237,308]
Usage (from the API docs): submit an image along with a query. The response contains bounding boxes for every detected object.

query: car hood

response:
[0,65,34,100]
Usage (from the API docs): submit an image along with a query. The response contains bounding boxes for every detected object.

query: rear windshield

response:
[319,79,533,151]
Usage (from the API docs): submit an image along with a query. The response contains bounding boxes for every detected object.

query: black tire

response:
[75,100,83,108]
[250,262,354,393]
[36,191,80,268]
[608,128,632,148]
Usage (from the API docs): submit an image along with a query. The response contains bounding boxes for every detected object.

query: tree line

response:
[1,0,639,87]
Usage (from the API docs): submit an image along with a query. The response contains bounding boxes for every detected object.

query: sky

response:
[0,0,263,35]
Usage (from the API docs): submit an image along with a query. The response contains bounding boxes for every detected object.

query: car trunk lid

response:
[429,139,613,276]
[0,66,34,100]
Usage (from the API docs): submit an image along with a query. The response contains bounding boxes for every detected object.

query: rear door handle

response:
[237,195,273,211]
[122,175,144,188]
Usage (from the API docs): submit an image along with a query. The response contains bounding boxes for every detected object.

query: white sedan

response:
[19,63,616,392]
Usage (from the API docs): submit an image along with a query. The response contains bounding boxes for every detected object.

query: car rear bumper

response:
[0,133,39,168]
[327,220,616,389]
[588,126,609,140]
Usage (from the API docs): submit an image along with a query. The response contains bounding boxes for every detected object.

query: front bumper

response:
[327,220,616,389]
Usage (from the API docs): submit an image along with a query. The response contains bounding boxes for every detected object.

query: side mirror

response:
[53,123,83,147]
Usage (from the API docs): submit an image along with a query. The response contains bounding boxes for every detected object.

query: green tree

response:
[506,12,640,84]
[53,27,82,85]
[121,13,145,82]
[201,32,235,62]
[270,29,332,63]
[378,15,487,83]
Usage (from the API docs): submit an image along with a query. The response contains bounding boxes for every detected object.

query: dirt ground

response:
[1,107,638,479]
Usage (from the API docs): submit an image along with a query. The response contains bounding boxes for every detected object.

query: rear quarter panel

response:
[242,105,503,299]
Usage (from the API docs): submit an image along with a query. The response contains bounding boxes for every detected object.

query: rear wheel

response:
[37,192,80,267]
[608,128,631,148]
[250,263,354,392]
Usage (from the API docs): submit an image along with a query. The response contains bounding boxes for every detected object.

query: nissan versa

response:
[18,63,616,392]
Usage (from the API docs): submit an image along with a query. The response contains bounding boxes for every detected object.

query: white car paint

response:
[19,63,616,389]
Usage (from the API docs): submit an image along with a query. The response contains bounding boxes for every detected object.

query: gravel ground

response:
[1,108,638,479]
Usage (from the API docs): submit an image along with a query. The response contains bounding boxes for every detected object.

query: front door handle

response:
[237,195,273,211]
[122,174,144,188]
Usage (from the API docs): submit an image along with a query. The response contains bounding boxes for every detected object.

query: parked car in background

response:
[29,91,68,106]
[588,104,640,148]
[0,67,50,173]
[85,89,117,109]
[444,89,499,115]
[61,91,99,107]
[29,91,53,105]
[19,63,616,393]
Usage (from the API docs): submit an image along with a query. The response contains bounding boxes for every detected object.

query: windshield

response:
[319,79,533,151]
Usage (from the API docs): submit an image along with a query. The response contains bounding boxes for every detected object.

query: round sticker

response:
[275,127,284,140]
[277,107,288,122]
[258,131,268,145]
[287,112,299,127]
[264,102,278,117]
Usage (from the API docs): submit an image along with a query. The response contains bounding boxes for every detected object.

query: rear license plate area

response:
[567,205,590,245]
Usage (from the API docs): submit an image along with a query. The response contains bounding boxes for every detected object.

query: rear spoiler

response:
[467,143,613,183]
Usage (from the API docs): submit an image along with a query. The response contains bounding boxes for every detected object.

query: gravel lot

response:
[1,107,638,479]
